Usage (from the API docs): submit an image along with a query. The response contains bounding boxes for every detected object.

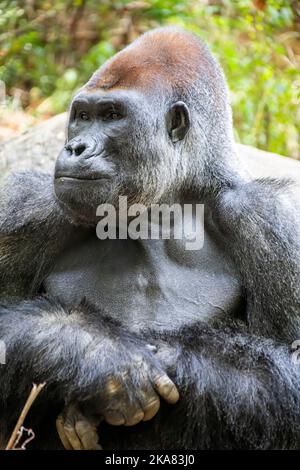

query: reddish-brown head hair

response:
[85,28,216,96]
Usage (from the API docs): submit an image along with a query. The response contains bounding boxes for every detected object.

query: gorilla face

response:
[54,88,190,223]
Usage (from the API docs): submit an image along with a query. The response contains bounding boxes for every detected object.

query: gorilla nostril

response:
[65,145,72,156]
[65,142,87,157]
[74,144,86,156]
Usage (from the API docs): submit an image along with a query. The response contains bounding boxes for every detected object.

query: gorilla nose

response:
[65,140,88,157]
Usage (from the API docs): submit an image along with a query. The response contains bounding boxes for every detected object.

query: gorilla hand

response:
[56,403,102,450]
[89,342,179,426]
[56,344,179,449]
[96,355,179,426]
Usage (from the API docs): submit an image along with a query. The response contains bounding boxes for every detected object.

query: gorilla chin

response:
[54,175,114,224]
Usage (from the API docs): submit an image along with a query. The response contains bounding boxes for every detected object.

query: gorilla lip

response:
[55,176,112,182]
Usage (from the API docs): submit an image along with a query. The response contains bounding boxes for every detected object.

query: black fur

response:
[1,172,300,449]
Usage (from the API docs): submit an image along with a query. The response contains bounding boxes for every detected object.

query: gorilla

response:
[1,27,300,450]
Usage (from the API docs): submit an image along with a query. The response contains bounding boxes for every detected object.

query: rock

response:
[0,113,67,180]
[238,143,300,183]
[1,113,299,190]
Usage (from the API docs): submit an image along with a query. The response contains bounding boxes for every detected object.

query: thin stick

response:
[5,383,46,450]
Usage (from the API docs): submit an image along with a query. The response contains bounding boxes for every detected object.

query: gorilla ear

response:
[166,101,190,143]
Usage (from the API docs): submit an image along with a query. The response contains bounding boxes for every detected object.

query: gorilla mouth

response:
[55,176,112,182]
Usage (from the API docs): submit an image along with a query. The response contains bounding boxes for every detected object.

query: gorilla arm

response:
[147,318,300,449]
[58,317,300,450]
[0,296,178,448]
[0,171,73,298]
[213,177,300,342]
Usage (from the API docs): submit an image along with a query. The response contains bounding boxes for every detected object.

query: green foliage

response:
[0,0,299,157]
[188,1,300,157]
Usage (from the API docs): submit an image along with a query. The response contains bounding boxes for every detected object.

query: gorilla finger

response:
[64,424,84,450]
[138,387,161,421]
[142,394,160,421]
[56,416,73,450]
[75,419,102,450]
[123,406,144,426]
[104,410,125,426]
[153,374,179,404]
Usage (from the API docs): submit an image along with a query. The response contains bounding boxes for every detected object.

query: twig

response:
[5,383,46,450]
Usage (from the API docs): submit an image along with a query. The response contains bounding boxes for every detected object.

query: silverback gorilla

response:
[1,28,300,450]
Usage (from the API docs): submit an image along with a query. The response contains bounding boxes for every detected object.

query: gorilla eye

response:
[107,112,122,121]
[79,112,90,121]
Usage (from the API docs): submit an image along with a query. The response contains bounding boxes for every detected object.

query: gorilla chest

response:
[45,233,241,332]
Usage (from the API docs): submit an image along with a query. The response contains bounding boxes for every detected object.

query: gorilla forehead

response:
[71,87,153,111]
[85,27,219,95]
